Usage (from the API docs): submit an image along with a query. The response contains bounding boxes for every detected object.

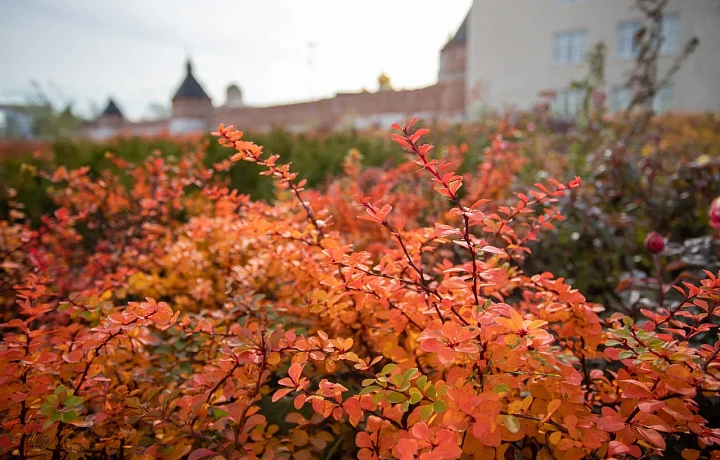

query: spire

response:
[101,97,123,118]
[442,10,469,51]
[172,58,211,101]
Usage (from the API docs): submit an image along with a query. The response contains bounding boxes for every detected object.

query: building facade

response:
[82,16,468,140]
[466,0,720,117]
[80,1,719,140]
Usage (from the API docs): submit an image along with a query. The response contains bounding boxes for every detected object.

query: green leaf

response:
[409,390,423,404]
[372,391,385,405]
[622,316,634,326]
[433,400,446,413]
[618,351,634,359]
[361,379,376,387]
[380,363,397,375]
[385,392,407,404]
[55,385,69,397]
[391,374,403,387]
[504,414,520,434]
[61,410,78,423]
[178,362,193,375]
[416,375,427,389]
[426,385,437,399]
[604,340,620,346]
[419,404,434,420]
[493,384,510,395]
[360,385,380,395]
[614,327,632,338]
[436,385,447,398]
[636,331,650,340]
[64,395,83,407]
[211,408,228,421]
[401,400,410,413]
[403,368,418,382]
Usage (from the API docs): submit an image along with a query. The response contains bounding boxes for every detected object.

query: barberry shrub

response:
[1,120,719,460]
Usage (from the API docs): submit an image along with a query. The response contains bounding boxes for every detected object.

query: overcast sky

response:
[0,0,472,120]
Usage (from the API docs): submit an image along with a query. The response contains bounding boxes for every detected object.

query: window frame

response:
[660,12,680,55]
[616,19,642,60]
[553,29,589,67]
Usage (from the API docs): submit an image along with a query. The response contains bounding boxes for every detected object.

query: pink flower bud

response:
[710,197,720,230]
[644,231,665,254]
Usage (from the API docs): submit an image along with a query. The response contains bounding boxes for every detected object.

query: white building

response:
[466,0,720,117]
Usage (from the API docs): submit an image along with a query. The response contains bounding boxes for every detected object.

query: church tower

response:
[90,97,125,139]
[438,11,469,121]
[169,58,213,135]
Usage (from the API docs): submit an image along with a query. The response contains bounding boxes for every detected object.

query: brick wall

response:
[213,81,465,133]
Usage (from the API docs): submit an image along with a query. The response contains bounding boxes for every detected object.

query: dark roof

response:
[102,98,123,117]
[173,59,211,101]
[442,11,469,51]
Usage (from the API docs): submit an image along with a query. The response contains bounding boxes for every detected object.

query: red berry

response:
[644,231,665,254]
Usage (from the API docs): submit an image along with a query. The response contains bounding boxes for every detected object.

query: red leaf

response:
[288,363,303,383]
[188,449,217,460]
[294,394,307,410]
[621,381,654,399]
[437,347,456,365]
[356,432,374,448]
[272,388,293,402]
[395,439,417,458]
[37,352,58,364]
[411,422,429,440]
[62,350,83,363]
[597,416,626,432]
[638,400,666,413]
[608,441,630,457]
[636,427,666,449]
[480,245,505,255]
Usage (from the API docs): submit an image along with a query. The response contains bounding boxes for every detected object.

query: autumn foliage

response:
[2,118,720,460]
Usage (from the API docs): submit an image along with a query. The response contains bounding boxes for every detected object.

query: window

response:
[554,30,588,66]
[552,88,585,116]
[609,84,674,113]
[661,13,680,54]
[617,20,641,59]
[611,87,633,113]
[653,84,674,112]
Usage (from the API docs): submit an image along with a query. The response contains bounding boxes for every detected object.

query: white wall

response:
[467,0,720,116]
[169,117,207,135]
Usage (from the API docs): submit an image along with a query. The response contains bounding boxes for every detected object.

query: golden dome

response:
[377,72,393,91]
